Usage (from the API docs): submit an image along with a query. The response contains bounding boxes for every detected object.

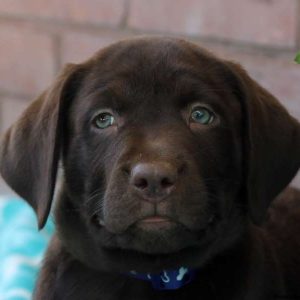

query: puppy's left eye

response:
[93,112,115,129]
[190,107,214,125]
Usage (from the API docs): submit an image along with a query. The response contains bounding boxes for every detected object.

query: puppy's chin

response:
[100,221,202,255]
[57,199,245,274]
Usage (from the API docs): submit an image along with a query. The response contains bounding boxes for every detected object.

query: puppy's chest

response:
[54,272,203,300]
[53,267,278,300]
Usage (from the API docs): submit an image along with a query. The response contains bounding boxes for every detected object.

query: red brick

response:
[0,0,125,27]
[0,0,62,19]
[129,0,298,48]
[60,31,134,64]
[67,0,125,26]
[0,24,55,96]
[0,97,29,132]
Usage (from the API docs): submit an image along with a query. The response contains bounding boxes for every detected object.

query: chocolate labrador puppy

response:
[1,37,300,300]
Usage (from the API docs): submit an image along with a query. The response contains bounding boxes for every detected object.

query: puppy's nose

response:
[130,162,177,202]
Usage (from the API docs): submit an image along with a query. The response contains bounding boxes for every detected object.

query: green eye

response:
[191,107,214,125]
[93,112,115,129]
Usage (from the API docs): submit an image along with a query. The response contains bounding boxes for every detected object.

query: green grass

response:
[295,52,300,64]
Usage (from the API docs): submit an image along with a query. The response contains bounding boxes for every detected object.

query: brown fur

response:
[0,37,300,299]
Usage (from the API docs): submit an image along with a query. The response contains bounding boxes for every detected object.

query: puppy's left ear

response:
[226,62,300,224]
[0,64,82,229]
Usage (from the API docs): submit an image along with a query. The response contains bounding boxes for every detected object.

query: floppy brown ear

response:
[226,62,300,224]
[0,64,82,229]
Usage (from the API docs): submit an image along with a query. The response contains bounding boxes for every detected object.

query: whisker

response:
[86,190,105,206]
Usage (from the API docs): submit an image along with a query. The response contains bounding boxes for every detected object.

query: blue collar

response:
[125,267,197,290]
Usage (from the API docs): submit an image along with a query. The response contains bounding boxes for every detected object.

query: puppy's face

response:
[63,40,244,257]
[1,38,299,273]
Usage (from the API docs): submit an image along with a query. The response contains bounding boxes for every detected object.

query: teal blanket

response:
[0,196,54,300]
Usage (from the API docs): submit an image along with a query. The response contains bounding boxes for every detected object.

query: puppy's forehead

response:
[84,38,225,90]
[73,38,240,117]
[93,38,203,70]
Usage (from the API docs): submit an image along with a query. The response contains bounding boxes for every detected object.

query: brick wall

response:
[0,0,299,188]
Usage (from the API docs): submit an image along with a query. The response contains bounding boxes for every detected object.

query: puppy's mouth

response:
[91,212,217,255]
[92,211,216,234]
[134,216,177,230]
[93,215,178,232]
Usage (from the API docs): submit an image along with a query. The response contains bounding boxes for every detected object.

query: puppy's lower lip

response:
[140,217,171,223]
[136,217,176,229]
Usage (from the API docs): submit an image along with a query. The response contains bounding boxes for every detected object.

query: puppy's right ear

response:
[225,61,300,224]
[0,64,82,229]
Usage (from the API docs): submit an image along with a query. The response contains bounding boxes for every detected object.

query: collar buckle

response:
[127,267,197,291]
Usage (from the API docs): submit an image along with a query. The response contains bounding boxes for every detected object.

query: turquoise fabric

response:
[0,196,54,300]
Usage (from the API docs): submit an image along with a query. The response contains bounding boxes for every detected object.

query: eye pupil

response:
[191,108,214,125]
[94,112,115,129]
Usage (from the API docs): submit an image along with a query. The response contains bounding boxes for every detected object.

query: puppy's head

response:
[1,38,299,271]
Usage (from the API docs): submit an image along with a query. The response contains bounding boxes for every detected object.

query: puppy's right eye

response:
[190,107,214,125]
[93,112,115,129]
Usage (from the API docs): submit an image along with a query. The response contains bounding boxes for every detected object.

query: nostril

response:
[161,177,174,189]
[134,177,148,190]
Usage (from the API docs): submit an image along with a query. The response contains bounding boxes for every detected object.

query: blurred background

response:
[0,0,300,192]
